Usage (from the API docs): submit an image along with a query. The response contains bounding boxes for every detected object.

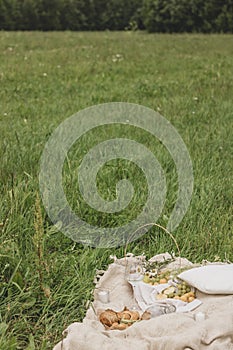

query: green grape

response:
[143,275,150,283]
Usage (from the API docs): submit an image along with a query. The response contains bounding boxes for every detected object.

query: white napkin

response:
[129,280,202,313]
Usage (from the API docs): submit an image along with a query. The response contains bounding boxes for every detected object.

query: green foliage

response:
[0,0,143,31]
[21,0,40,30]
[59,0,88,30]
[142,0,233,33]
[0,0,22,30]
[102,0,142,30]
[0,0,232,32]
[36,0,62,30]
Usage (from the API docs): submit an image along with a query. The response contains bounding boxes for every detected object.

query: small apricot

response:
[159,278,167,284]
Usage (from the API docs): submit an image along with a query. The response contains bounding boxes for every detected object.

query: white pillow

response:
[178,264,233,294]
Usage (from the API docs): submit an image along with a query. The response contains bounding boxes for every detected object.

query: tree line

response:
[0,0,232,32]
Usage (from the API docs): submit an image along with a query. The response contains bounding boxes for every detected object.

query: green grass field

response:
[0,31,232,349]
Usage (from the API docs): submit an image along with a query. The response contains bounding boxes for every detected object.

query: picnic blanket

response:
[53,253,233,350]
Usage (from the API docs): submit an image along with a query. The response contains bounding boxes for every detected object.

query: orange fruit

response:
[159,278,167,284]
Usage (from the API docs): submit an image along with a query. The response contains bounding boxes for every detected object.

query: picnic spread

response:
[53,253,233,350]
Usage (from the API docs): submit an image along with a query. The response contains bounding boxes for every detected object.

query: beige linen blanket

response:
[53,254,233,350]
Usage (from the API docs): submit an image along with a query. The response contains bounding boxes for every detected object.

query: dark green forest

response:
[0,0,233,32]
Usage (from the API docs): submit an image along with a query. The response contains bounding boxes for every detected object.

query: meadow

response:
[0,31,232,349]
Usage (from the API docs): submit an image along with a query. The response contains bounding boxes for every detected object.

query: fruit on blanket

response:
[156,293,168,300]
[159,278,167,284]
[142,267,196,302]
[143,275,150,283]
[180,295,188,302]
[163,287,175,295]
[155,288,196,303]
[188,296,195,302]
[168,293,175,298]
[143,269,172,285]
